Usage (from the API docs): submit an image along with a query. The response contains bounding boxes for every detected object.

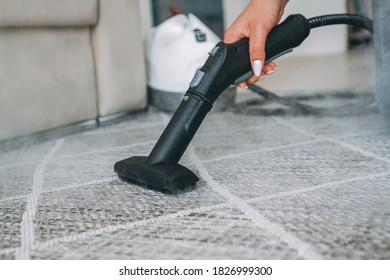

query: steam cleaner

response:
[114,13,373,193]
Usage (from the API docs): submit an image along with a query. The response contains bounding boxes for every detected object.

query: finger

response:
[223,29,241,44]
[223,22,246,44]
[249,22,268,77]
[235,81,248,89]
[246,61,278,84]
[265,62,277,70]
[262,63,277,75]
[246,74,263,84]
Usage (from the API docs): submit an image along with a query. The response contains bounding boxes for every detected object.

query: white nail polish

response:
[266,69,276,76]
[252,60,262,77]
[236,84,248,89]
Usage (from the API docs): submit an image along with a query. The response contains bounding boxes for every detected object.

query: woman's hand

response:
[224,0,289,88]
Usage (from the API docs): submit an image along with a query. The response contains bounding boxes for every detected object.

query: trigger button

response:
[190,70,205,88]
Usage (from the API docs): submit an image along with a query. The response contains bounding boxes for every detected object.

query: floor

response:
[1,48,390,260]
[1,92,390,259]
[257,47,375,94]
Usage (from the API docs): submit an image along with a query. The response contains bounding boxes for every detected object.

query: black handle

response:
[179,14,311,106]
[233,14,311,84]
[146,14,311,165]
[265,14,311,63]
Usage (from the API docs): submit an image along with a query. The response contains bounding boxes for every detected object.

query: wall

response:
[222,0,348,57]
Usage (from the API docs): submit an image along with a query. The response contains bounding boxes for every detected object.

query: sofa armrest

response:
[0,0,98,27]
[92,0,147,117]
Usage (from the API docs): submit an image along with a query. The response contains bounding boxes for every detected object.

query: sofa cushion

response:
[0,0,98,27]
[0,27,98,141]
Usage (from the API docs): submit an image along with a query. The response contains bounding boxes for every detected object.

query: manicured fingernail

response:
[252,60,262,77]
[236,84,248,89]
[266,69,276,76]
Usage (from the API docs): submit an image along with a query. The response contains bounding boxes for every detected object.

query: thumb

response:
[249,23,268,77]
[223,28,243,44]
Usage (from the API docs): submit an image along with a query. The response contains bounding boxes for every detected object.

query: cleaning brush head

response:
[114,156,199,193]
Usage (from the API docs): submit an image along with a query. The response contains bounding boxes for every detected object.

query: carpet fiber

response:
[1,95,390,259]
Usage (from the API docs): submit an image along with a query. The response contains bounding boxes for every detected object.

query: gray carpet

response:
[1,94,390,260]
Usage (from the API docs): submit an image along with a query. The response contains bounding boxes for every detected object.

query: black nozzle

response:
[114,156,199,193]
[114,14,311,193]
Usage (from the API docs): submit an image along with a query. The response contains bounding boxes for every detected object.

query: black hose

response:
[240,13,374,116]
[246,84,323,115]
[308,14,373,33]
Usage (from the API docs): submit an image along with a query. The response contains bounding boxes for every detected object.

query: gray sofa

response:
[0,0,147,142]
